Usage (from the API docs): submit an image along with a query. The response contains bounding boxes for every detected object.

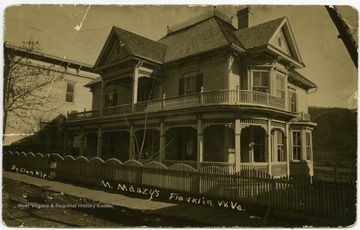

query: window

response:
[276,73,286,99]
[179,72,203,95]
[277,131,285,162]
[252,71,269,93]
[185,76,197,95]
[278,37,282,47]
[305,132,312,161]
[105,91,118,107]
[292,131,301,160]
[288,89,297,112]
[65,82,75,103]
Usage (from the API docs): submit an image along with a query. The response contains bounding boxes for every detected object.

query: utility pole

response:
[325,5,358,69]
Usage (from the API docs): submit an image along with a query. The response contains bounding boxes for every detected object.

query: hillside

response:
[309,107,357,168]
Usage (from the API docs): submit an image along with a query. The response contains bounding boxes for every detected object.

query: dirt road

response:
[2,178,204,227]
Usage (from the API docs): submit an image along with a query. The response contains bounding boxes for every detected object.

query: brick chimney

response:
[237,7,253,30]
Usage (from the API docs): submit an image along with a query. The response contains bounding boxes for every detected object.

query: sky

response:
[2,3,359,109]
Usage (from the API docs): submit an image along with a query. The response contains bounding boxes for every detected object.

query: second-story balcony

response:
[67,90,287,121]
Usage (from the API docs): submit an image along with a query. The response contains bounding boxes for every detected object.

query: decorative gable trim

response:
[93,27,126,71]
[105,38,131,64]
[269,18,303,64]
[270,28,291,56]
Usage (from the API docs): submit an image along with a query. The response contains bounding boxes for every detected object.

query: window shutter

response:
[196,74,203,92]
[179,78,185,95]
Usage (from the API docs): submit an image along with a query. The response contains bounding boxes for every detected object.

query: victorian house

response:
[64,8,317,176]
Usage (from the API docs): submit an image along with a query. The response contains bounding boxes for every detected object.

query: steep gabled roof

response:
[234,17,285,49]
[113,27,167,62]
[234,17,303,66]
[158,16,244,63]
[94,26,166,69]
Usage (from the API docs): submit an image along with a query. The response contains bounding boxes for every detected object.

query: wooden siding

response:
[229,57,241,90]
[163,55,227,98]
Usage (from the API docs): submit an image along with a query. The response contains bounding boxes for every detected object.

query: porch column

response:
[197,117,204,170]
[159,119,165,163]
[79,128,85,156]
[285,123,290,176]
[235,119,241,172]
[267,119,272,175]
[129,124,135,159]
[96,127,102,158]
[131,66,139,113]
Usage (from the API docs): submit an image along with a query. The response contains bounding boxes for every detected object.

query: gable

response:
[94,27,166,71]
[234,17,303,66]
[270,28,291,56]
[105,38,131,64]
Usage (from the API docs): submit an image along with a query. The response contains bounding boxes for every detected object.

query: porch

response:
[67,89,287,121]
[65,117,294,177]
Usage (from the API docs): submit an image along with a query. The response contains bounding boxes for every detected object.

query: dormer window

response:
[252,71,269,93]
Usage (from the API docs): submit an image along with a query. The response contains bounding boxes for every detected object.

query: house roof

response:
[158,16,244,63]
[94,9,314,89]
[4,43,95,73]
[93,26,167,69]
[112,27,167,63]
[234,17,286,50]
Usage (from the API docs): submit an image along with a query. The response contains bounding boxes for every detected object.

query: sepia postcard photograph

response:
[2,2,358,228]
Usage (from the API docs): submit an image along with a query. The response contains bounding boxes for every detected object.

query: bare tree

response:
[3,40,65,138]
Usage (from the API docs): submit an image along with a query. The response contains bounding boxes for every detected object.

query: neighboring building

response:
[3,44,99,148]
[64,8,317,176]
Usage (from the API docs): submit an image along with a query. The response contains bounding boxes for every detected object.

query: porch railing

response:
[68,90,286,120]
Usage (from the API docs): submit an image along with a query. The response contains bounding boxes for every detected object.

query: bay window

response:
[289,89,297,112]
[306,131,312,161]
[276,73,286,99]
[292,131,301,160]
[252,71,269,93]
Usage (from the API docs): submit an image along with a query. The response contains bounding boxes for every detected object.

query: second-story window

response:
[65,81,75,103]
[105,90,118,107]
[179,72,203,95]
[276,73,286,99]
[185,76,196,95]
[252,71,269,93]
[288,89,297,112]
